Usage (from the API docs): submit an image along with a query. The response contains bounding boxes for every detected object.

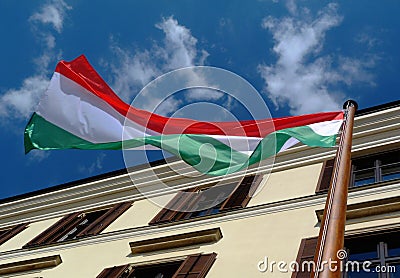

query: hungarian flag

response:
[24,55,343,175]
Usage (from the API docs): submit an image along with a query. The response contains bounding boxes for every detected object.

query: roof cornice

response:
[0,103,399,224]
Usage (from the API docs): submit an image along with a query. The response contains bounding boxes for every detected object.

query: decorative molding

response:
[345,222,400,237]
[1,179,399,262]
[1,142,399,229]
[0,109,399,225]
[0,255,62,275]
[316,194,400,222]
[129,228,222,254]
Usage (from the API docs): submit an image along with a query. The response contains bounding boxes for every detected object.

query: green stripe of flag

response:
[25,113,338,176]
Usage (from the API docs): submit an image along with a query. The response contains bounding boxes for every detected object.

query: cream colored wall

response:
[102,196,170,232]
[102,161,324,234]
[0,105,399,277]
[0,206,320,278]
[1,179,400,277]
[249,163,323,206]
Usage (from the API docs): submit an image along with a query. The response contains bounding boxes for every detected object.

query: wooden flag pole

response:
[312,100,358,278]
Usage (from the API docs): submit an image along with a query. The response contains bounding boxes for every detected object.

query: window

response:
[0,223,29,246]
[23,202,132,248]
[97,253,217,278]
[351,149,400,187]
[149,175,262,225]
[316,149,400,192]
[344,230,400,277]
[293,229,400,277]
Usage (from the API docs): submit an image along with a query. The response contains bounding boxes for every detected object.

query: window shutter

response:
[291,237,318,278]
[149,188,197,225]
[315,159,335,193]
[76,202,132,237]
[24,212,83,248]
[173,253,217,278]
[174,190,207,221]
[150,175,263,224]
[0,223,29,246]
[220,175,262,211]
[96,264,133,278]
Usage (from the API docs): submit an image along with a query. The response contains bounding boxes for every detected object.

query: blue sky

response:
[0,0,399,198]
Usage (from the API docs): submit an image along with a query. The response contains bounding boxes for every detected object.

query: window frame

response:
[316,148,400,193]
[149,175,262,225]
[23,202,132,248]
[351,149,400,188]
[343,230,400,278]
[97,253,217,278]
[293,228,400,278]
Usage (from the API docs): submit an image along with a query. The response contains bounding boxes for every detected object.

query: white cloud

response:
[110,46,161,101]
[285,0,297,15]
[155,17,207,69]
[184,88,224,102]
[337,56,376,86]
[0,1,71,122]
[259,3,375,115]
[109,17,221,114]
[28,149,51,162]
[355,32,381,50]
[79,153,107,174]
[0,76,49,120]
[29,0,71,33]
[152,97,183,116]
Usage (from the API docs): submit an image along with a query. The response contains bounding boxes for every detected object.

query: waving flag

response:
[24,55,343,175]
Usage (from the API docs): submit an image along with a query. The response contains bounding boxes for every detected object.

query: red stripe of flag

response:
[55,55,343,137]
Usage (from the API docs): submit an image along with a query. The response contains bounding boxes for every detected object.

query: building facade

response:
[0,101,399,277]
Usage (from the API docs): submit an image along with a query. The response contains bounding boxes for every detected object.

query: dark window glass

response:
[24,202,132,248]
[349,250,379,261]
[389,248,400,258]
[187,186,231,219]
[345,232,400,277]
[56,209,109,242]
[295,230,400,277]
[353,168,376,187]
[97,253,217,278]
[382,163,400,182]
[129,261,183,278]
[352,149,400,187]
[346,269,378,277]
[387,236,400,257]
[346,236,379,261]
[149,175,261,225]
[381,234,400,258]
[388,264,400,277]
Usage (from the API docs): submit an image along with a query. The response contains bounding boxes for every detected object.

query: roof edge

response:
[1,99,399,204]
[0,157,175,205]
[356,99,400,116]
